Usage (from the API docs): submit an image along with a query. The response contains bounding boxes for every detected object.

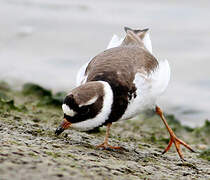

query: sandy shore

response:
[0,82,210,179]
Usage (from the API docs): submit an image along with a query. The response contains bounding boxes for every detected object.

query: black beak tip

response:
[55,127,64,136]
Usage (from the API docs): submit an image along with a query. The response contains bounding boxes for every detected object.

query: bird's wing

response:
[76,32,153,86]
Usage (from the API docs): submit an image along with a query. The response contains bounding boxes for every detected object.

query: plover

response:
[55,27,194,159]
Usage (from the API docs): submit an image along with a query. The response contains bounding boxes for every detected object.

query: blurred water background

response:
[0,0,210,127]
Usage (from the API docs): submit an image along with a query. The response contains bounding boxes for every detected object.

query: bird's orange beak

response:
[55,118,71,135]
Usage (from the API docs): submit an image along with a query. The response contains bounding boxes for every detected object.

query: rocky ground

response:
[0,82,210,180]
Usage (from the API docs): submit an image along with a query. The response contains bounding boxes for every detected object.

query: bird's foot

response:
[162,134,195,160]
[96,142,122,150]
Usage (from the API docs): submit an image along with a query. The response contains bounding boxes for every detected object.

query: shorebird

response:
[55,27,194,159]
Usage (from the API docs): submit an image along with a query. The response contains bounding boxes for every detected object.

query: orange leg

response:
[96,123,121,149]
[156,106,195,159]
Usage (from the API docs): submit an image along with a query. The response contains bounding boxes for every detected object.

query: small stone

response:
[52,144,61,148]
[32,118,41,123]
[183,172,190,176]
[197,144,208,150]
[55,174,63,178]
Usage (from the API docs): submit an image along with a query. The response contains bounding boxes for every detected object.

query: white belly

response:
[121,59,170,120]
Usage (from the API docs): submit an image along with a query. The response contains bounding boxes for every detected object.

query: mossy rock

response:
[22,83,52,97]
[0,81,10,91]
[0,92,16,111]
[37,92,66,106]
[0,91,27,112]
[193,120,210,136]
[0,91,11,101]
[52,91,67,104]
[22,83,66,106]
[199,148,210,161]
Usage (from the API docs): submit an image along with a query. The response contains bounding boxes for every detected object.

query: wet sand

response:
[0,0,210,126]
[0,83,210,179]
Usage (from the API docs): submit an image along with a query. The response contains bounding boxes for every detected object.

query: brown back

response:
[86,46,158,90]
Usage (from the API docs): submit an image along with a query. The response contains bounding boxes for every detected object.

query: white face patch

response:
[79,96,98,107]
[71,81,113,131]
[62,104,77,117]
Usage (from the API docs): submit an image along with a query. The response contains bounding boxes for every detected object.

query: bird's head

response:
[55,81,113,135]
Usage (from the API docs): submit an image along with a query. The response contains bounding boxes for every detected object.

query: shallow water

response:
[0,0,210,126]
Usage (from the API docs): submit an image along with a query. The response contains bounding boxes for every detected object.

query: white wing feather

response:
[106,34,124,49]
[76,61,89,87]
[143,33,152,54]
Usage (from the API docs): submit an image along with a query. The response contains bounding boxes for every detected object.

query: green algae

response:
[194,120,210,135]
[44,151,61,158]
[192,120,210,144]
[53,91,67,104]
[0,91,20,111]
[22,83,52,97]
[0,81,11,91]
[166,114,194,132]
[28,152,38,157]
[22,83,66,106]
[199,148,210,161]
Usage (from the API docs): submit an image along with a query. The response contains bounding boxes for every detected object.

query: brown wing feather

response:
[86,46,158,88]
